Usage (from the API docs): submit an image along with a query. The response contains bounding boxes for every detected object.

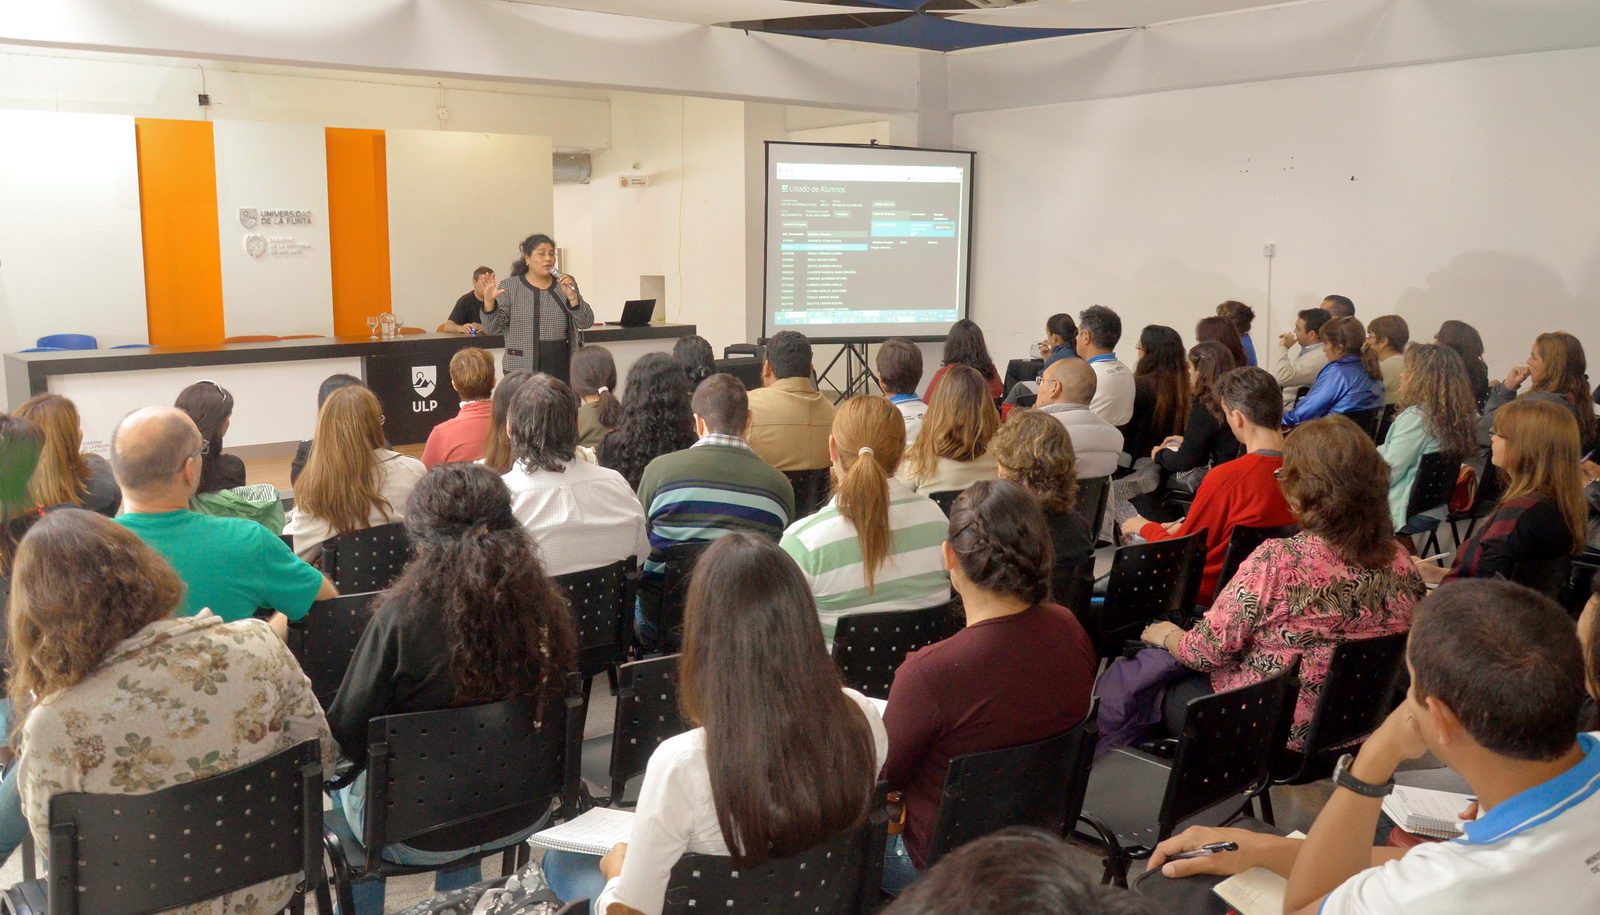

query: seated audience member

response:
[599,353,699,489]
[1194,315,1247,369]
[1322,293,1356,318]
[480,369,533,474]
[1478,331,1598,454]
[1281,317,1383,428]
[1366,314,1409,407]
[1138,415,1423,748]
[782,396,950,644]
[504,374,648,577]
[0,413,44,599]
[1122,367,1297,606]
[745,330,835,472]
[886,827,1153,915]
[926,318,1003,401]
[1435,319,1491,410]
[291,373,363,484]
[2,509,334,903]
[15,393,120,515]
[878,337,929,445]
[175,379,246,492]
[1153,342,1241,480]
[1120,325,1191,462]
[1148,579,1600,915]
[421,346,496,468]
[672,334,716,390]
[1273,307,1332,404]
[1041,312,1079,369]
[571,345,622,449]
[1377,344,1476,533]
[1582,575,1599,727]
[327,464,577,914]
[882,481,1096,891]
[437,264,498,333]
[898,365,1001,496]
[1077,305,1136,426]
[1034,357,1125,479]
[1414,398,1584,585]
[286,385,426,560]
[112,407,333,629]
[544,532,887,912]
[1217,300,1258,367]
[990,409,1093,607]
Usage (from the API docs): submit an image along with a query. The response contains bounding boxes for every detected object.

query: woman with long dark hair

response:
[1195,315,1248,369]
[672,334,717,390]
[599,352,697,489]
[13,393,119,516]
[926,318,1002,401]
[480,370,534,474]
[548,531,885,912]
[1281,317,1383,428]
[327,463,577,914]
[484,233,594,380]
[1216,300,1257,366]
[1120,325,1191,460]
[1435,319,1490,410]
[174,380,246,492]
[571,345,622,449]
[1154,341,1241,477]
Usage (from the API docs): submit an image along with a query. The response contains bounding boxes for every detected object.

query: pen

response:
[1167,841,1239,860]
[1417,552,1452,564]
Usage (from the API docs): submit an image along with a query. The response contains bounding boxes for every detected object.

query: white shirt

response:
[285,449,426,560]
[594,689,889,915]
[890,395,929,446]
[1085,354,1135,427]
[1273,341,1329,404]
[502,456,649,577]
[1322,731,1600,913]
[1038,402,1125,479]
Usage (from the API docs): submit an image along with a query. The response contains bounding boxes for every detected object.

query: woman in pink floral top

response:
[1142,415,1425,749]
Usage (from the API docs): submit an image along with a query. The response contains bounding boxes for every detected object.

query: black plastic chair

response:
[606,654,690,806]
[831,603,960,700]
[1374,403,1399,444]
[786,468,833,519]
[554,558,637,688]
[637,541,712,651]
[1343,406,1383,440]
[1406,452,1462,553]
[322,677,586,914]
[1215,523,1300,599]
[1077,659,1300,886]
[924,707,1099,867]
[928,489,961,517]
[321,521,412,593]
[285,591,381,709]
[1075,476,1112,545]
[1508,555,1574,601]
[1257,633,1409,824]
[1,740,327,915]
[1560,550,1600,617]
[661,790,890,914]
[1087,531,1208,659]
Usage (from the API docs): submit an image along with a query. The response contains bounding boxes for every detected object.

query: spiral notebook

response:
[1382,785,1472,839]
[529,807,635,856]
[1212,831,1305,915]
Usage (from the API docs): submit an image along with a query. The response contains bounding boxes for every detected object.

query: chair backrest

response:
[637,540,713,651]
[1561,550,1600,618]
[663,793,889,915]
[35,333,97,350]
[362,677,583,855]
[1508,555,1574,601]
[610,654,691,802]
[831,603,959,700]
[925,706,1099,867]
[222,334,282,343]
[928,489,960,517]
[321,521,412,593]
[554,558,636,681]
[285,591,381,708]
[1404,451,1460,519]
[1074,476,1112,542]
[1374,403,1399,444]
[45,740,322,915]
[786,468,833,519]
[1343,406,1383,440]
[1091,532,1208,656]
[17,347,64,352]
[1278,633,1409,784]
[1157,658,1300,839]
[1216,523,1300,598]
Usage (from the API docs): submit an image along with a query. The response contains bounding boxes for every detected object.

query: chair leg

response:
[500,845,518,877]
[1257,787,1277,826]
[314,878,335,915]
[323,832,358,915]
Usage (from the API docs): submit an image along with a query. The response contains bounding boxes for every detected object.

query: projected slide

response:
[764,143,973,341]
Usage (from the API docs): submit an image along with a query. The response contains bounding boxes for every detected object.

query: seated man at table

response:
[1145,579,1600,914]
[437,265,500,334]
[112,406,334,635]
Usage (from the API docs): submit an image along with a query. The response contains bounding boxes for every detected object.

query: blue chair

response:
[35,334,97,350]
[18,346,65,352]
[112,343,154,349]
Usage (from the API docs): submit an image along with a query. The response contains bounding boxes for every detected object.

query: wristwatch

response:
[1332,753,1394,798]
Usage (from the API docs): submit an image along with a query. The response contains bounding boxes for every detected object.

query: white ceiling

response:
[494,0,869,27]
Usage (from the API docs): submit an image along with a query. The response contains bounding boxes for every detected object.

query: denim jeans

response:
[0,762,27,865]
[881,833,922,896]
[541,850,609,914]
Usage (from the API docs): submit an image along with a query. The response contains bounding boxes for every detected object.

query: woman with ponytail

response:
[1281,316,1383,428]
[326,462,577,914]
[781,396,951,646]
[571,345,622,449]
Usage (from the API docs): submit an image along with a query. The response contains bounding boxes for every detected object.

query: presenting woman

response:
[486,233,594,381]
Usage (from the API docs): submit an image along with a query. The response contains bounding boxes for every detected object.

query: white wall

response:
[955,44,1600,377]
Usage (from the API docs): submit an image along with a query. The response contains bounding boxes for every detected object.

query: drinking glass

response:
[367,315,379,339]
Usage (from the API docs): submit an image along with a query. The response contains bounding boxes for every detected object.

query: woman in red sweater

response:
[924,319,1003,402]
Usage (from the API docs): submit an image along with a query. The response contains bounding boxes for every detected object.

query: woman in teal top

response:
[1377,344,1478,532]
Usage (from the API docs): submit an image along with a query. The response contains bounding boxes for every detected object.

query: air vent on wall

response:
[554,152,591,185]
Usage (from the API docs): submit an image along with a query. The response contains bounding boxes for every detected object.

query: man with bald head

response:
[1034,357,1125,479]
[112,406,332,635]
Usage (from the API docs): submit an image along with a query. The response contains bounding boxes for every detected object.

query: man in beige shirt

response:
[1273,306,1332,406]
[746,330,835,471]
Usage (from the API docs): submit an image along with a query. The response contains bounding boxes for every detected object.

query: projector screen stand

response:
[815,340,880,404]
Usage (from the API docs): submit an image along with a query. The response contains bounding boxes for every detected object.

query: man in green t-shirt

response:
[111,407,333,634]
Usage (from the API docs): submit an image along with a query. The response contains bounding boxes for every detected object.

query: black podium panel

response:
[365,351,463,446]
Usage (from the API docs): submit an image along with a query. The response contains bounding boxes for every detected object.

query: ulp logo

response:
[411,366,437,398]
[239,208,259,229]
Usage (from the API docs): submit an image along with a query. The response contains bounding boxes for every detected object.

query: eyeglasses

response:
[177,440,209,474]
[1273,468,1284,479]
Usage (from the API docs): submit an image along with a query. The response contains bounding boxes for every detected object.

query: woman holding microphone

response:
[486,233,594,381]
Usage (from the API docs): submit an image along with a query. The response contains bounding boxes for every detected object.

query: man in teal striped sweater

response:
[634,373,796,647]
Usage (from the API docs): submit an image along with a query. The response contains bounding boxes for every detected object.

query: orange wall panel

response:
[325,128,392,337]
[134,118,225,346]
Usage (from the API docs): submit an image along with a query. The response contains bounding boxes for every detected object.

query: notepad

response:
[1211,831,1305,915]
[529,807,635,856]
[1382,785,1472,839]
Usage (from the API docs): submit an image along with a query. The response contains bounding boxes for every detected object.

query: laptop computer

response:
[618,299,657,327]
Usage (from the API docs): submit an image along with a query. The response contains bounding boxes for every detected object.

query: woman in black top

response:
[327,462,577,914]
[599,352,697,489]
[988,409,1094,613]
[1119,325,1190,461]
[1155,341,1242,476]
[1435,320,1491,411]
[174,380,246,492]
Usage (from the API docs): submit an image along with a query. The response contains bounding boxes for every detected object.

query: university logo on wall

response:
[244,234,268,258]
[412,366,437,398]
[238,208,259,229]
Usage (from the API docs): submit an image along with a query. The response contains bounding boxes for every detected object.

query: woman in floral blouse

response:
[1141,415,1425,750]
[2,508,333,914]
